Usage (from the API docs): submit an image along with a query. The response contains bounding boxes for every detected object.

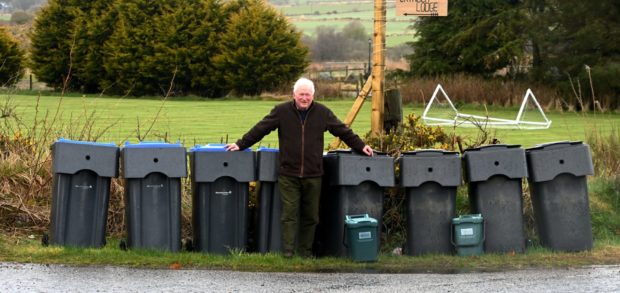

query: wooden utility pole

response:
[329,0,386,149]
[370,0,386,136]
[329,75,373,149]
[329,0,447,149]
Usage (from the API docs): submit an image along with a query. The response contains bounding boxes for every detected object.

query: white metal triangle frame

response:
[421,84,552,129]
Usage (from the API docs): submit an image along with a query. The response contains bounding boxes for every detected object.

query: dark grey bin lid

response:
[526,141,594,182]
[399,149,461,187]
[462,144,528,182]
[52,139,119,177]
[256,148,279,182]
[190,148,255,183]
[324,149,395,187]
[122,142,187,178]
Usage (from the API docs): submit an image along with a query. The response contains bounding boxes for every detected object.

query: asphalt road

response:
[0,262,619,292]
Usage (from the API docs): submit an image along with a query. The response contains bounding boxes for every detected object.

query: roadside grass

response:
[1,236,619,273]
[1,93,618,148]
[1,92,619,271]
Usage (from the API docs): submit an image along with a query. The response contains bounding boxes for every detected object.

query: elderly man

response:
[226,77,373,258]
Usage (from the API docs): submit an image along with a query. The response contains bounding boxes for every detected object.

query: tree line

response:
[1,0,618,106]
[21,0,308,97]
[407,0,619,109]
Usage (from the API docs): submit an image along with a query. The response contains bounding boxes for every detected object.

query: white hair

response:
[293,78,315,95]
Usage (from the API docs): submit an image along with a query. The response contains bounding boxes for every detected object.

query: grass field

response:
[275,2,417,47]
[2,93,618,149]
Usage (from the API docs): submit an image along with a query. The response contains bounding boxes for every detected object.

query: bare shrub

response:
[586,126,620,178]
[363,113,501,250]
[396,74,562,110]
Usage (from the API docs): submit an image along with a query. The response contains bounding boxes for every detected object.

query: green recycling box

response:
[344,214,379,262]
[452,214,485,256]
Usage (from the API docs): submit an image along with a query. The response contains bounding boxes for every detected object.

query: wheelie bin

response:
[190,144,255,254]
[256,147,282,254]
[526,141,594,251]
[122,141,187,251]
[48,138,119,247]
[400,150,461,255]
[463,144,528,253]
[316,149,394,257]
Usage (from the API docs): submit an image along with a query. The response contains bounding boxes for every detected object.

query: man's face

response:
[293,85,314,110]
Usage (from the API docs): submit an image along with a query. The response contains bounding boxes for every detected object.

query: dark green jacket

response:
[236,100,366,178]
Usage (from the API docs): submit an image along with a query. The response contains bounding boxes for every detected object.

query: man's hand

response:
[225,143,240,151]
[362,145,373,156]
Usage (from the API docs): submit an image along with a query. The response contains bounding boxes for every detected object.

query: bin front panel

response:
[469,176,525,253]
[192,177,249,254]
[400,150,461,187]
[52,140,119,177]
[526,141,594,182]
[530,173,593,251]
[191,151,255,183]
[257,151,279,182]
[463,144,527,182]
[324,150,394,187]
[122,146,187,178]
[124,173,182,252]
[257,182,283,253]
[405,182,456,255]
[49,170,110,247]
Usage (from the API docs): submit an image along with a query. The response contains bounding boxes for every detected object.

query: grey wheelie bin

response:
[190,144,255,254]
[48,138,119,247]
[400,150,461,255]
[463,144,528,253]
[526,141,594,251]
[317,149,394,257]
[122,142,187,252]
[256,147,283,254]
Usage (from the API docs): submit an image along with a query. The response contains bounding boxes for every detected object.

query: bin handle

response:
[342,224,348,248]
[345,214,369,220]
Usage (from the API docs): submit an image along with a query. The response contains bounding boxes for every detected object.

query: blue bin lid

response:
[190,143,251,152]
[257,146,279,152]
[56,138,116,148]
[123,141,183,148]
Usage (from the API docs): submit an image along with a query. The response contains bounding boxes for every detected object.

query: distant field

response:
[0,14,10,21]
[274,1,417,47]
[292,19,415,46]
[2,94,618,149]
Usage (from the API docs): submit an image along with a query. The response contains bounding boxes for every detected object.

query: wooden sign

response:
[396,0,448,17]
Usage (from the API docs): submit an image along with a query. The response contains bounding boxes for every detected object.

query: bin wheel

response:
[41,234,49,247]
[119,240,127,251]
[184,239,193,252]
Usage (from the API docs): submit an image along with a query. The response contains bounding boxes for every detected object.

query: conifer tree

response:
[214,0,308,95]
[0,27,25,86]
[29,0,79,89]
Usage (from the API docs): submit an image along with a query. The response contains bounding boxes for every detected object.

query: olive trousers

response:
[278,175,322,256]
